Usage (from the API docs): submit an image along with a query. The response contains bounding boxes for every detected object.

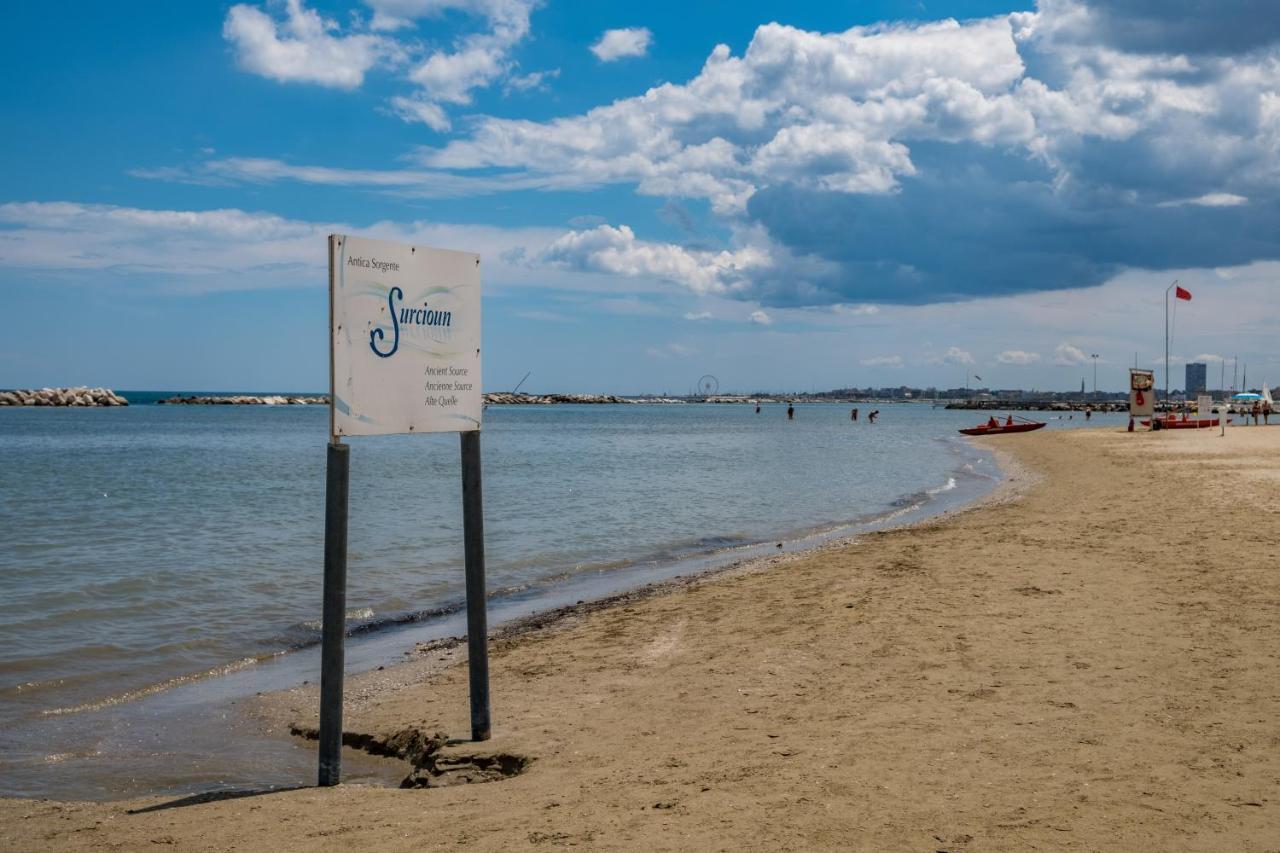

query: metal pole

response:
[318,440,350,786]
[460,430,491,741]
[1164,282,1173,407]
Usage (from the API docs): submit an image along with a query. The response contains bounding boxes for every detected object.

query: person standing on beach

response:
[1252,400,1261,425]
[787,402,794,420]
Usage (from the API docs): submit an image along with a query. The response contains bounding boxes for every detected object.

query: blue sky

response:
[1,0,1277,394]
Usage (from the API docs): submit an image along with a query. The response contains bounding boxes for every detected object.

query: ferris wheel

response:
[697,374,720,396]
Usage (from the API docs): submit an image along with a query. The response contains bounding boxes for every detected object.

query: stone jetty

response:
[944,400,1129,413]
[482,392,634,405]
[0,387,129,406]
[157,394,328,405]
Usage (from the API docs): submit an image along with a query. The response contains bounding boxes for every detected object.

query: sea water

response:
[0,400,1121,798]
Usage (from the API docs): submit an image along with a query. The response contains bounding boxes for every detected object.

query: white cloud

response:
[944,346,975,365]
[0,201,562,294]
[389,95,452,131]
[417,16,1030,213]
[223,0,537,127]
[1191,353,1225,363]
[832,304,880,316]
[860,355,903,367]
[403,0,536,107]
[385,4,1280,305]
[683,310,713,321]
[222,0,391,90]
[590,27,653,62]
[645,342,696,358]
[748,310,772,325]
[505,68,559,93]
[538,224,770,295]
[997,349,1042,365]
[133,156,570,196]
[1158,193,1249,208]
[1053,342,1090,365]
[516,309,573,323]
[1189,193,1249,207]
[193,2,1280,314]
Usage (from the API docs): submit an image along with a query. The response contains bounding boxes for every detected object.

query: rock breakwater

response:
[157,395,328,405]
[0,387,129,406]
[482,393,634,405]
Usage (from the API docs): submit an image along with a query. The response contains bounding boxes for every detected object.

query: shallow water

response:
[0,400,1123,798]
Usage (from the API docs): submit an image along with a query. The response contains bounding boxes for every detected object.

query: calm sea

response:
[0,398,1121,799]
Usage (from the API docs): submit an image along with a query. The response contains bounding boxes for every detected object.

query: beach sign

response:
[319,234,491,788]
[1129,369,1155,418]
[329,234,481,438]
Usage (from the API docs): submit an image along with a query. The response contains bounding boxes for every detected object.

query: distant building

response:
[1185,362,1207,395]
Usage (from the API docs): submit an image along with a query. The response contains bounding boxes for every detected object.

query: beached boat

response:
[958,421,1046,436]
[1141,416,1226,429]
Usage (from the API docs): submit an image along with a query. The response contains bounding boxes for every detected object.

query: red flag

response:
[1175,285,1192,301]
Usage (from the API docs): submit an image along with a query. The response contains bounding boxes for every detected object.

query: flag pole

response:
[1164,281,1176,407]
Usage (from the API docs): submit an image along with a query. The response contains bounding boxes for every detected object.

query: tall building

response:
[1185,362,1207,395]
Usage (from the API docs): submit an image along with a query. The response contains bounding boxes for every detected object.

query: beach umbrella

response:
[1232,392,1263,399]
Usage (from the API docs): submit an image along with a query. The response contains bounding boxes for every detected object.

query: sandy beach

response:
[5,425,1279,851]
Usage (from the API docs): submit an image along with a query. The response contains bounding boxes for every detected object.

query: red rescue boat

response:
[958,420,1046,436]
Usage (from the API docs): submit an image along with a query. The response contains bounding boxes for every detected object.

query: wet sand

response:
[4,426,1279,851]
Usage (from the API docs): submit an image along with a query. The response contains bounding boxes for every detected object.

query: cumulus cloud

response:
[860,355,903,367]
[223,0,391,89]
[997,349,1042,365]
[538,224,770,295]
[590,27,652,62]
[397,3,1280,305]
[205,1,1280,309]
[748,310,772,325]
[1053,342,1090,365]
[943,346,976,365]
[224,0,538,127]
[683,310,713,320]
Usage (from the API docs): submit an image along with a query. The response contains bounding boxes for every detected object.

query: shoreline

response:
[248,437,1028,745]
[7,426,1279,851]
[0,432,1002,802]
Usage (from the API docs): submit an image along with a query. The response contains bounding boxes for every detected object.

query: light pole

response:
[1090,354,1099,399]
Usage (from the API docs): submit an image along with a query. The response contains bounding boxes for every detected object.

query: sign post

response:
[318,441,349,787]
[460,431,490,741]
[320,234,485,786]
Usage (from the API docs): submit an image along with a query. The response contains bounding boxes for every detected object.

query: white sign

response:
[1197,395,1213,417]
[329,234,481,437]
